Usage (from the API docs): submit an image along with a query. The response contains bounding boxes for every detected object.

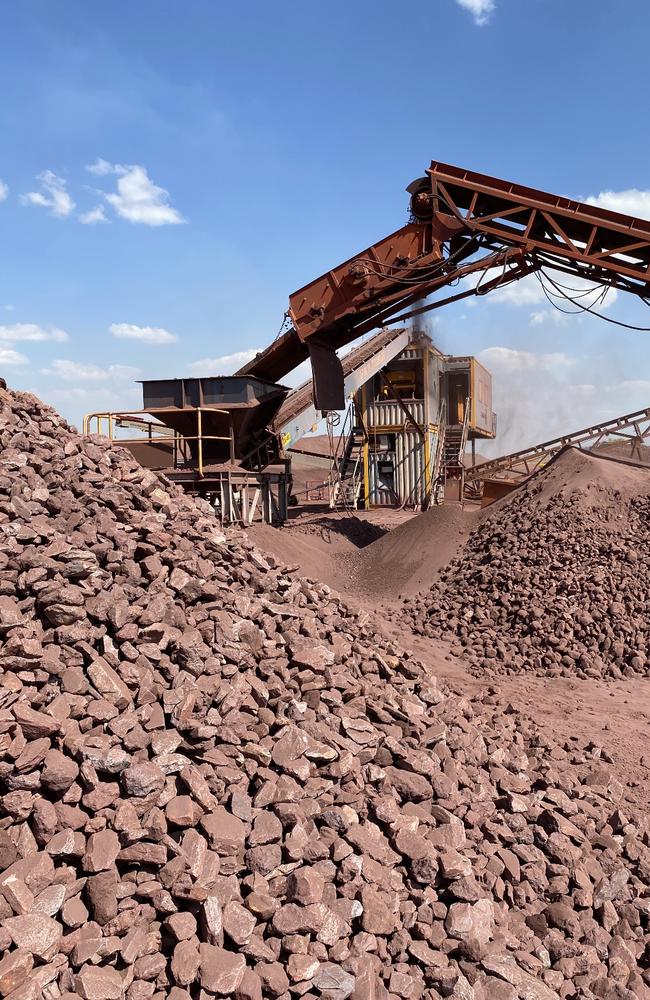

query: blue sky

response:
[2,0,650,451]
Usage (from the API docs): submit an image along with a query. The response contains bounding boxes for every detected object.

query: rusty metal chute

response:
[134,375,289,471]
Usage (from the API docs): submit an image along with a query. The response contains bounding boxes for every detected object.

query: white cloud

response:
[21,171,75,218]
[0,323,68,343]
[490,274,546,305]
[0,347,28,366]
[106,166,184,225]
[86,160,184,226]
[0,180,8,202]
[455,0,495,26]
[41,382,143,433]
[86,159,115,177]
[110,322,178,345]
[475,343,650,459]
[529,308,569,328]
[585,189,650,221]
[479,346,575,373]
[284,359,314,390]
[568,383,597,396]
[188,348,262,374]
[41,360,139,382]
[80,205,109,225]
[462,267,546,305]
[611,378,650,393]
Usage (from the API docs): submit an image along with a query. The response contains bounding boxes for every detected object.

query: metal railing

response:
[84,407,234,478]
[459,396,471,460]
[431,399,447,504]
[327,406,364,511]
[466,403,650,484]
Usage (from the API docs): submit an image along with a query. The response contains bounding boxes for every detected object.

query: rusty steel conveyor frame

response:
[238,161,650,411]
[465,405,650,484]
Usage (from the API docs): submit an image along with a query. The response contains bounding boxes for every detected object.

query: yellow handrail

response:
[83,407,234,479]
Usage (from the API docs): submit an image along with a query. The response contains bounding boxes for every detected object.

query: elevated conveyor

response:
[239,161,650,411]
[466,405,650,484]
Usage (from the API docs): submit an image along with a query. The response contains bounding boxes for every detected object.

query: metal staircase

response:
[328,408,366,510]
[442,426,464,470]
[438,397,470,502]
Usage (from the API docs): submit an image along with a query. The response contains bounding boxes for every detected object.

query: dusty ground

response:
[248,493,650,811]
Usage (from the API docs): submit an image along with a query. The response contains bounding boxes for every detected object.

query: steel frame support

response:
[239,161,650,397]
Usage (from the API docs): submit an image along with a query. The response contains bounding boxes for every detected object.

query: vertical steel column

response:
[361,385,370,510]
[197,409,204,477]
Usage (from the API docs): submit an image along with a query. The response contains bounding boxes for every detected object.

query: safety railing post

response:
[197,409,203,477]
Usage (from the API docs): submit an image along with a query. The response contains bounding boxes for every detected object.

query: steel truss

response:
[465,406,650,485]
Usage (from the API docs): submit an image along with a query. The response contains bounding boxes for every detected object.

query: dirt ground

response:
[247,494,650,811]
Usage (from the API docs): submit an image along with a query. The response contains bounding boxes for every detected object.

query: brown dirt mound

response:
[351,504,479,600]
[398,447,650,680]
[247,515,385,592]
[592,439,650,465]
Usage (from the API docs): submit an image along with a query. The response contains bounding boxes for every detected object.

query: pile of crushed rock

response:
[400,449,650,681]
[0,390,649,1000]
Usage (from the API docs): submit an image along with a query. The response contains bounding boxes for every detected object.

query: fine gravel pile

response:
[1,390,650,1000]
[399,449,650,680]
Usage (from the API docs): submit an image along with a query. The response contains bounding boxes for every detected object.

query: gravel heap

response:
[1,390,649,1000]
[400,449,650,680]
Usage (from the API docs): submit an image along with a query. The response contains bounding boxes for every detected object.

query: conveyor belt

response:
[276,327,408,428]
[466,405,650,483]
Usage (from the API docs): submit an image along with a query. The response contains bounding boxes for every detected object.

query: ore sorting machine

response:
[85,160,650,524]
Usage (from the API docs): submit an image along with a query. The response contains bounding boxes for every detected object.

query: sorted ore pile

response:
[1,390,649,1000]
[400,449,650,680]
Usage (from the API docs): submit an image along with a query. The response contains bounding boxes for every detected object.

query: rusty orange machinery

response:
[238,161,650,411]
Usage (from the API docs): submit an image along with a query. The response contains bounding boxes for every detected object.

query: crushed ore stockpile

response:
[0,390,649,1000]
[399,449,650,681]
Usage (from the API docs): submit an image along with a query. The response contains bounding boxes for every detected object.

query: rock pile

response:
[400,449,650,680]
[1,391,649,1000]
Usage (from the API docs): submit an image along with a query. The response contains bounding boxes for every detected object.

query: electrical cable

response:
[273,311,291,341]
[348,236,483,285]
[534,267,650,331]
[535,273,610,315]
[532,249,650,304]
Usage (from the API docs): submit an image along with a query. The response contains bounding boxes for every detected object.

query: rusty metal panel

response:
[288,224,434,342]
[141,379,185,409]
[307,340,345,411]
[481,479,518,507]
[123,440,175,469]
[470,359,494,436]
